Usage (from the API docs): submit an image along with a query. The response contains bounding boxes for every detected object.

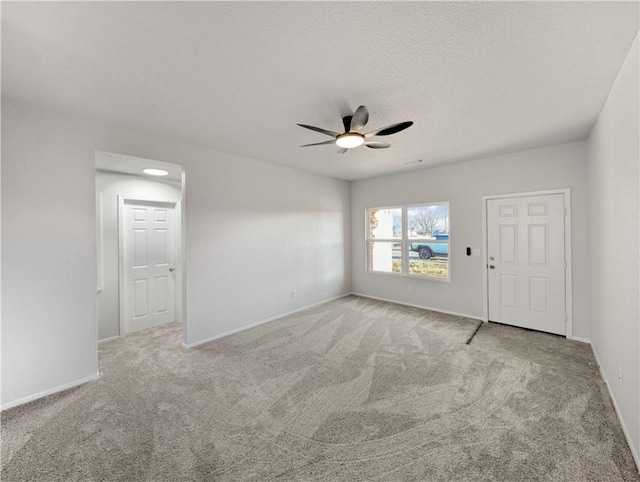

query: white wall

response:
[1,98,351,408]
[96,170,183,341]
[2,101,101,407]
[587,33,639,462]
[184,147,351,345]
[351,140,591,339]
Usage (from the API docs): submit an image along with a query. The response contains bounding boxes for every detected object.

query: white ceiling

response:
[96,151,183,182]
[3,2,638,181]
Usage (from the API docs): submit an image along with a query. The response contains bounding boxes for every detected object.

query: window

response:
[367,203,450,280]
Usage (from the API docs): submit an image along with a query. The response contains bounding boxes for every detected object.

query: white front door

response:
[487,194,566,335]
[122,201,177,335]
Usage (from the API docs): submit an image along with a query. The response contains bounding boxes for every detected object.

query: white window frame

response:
[365,205,404,275]
[366,202,450,281]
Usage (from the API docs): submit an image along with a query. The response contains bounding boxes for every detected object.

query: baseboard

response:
[98,335,120,345]
[183,293,352,349]
[350,292,483,321]
[567,335,591,344]
[590,345,640,472]
[1,372,101,412]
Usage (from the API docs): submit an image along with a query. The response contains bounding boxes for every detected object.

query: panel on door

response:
[154,229,169,266]
[499,225,517,264]
[133,279,148,319]
[487,194,566,335]
[500,274,517,309]
[132,229,148,268]
[156,276,169,314]
[122,201,177,335]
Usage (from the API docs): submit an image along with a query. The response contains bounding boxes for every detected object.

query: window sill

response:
[366,270,451,283]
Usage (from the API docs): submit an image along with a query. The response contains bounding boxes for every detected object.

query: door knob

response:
[489,265,495,269]
[169,267,175,272]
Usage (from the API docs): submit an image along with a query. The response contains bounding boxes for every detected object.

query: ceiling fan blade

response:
[300,140,336,147]
[337,147,348,154]
[342,115,352,133]
[365,121,414,137]
[350,105,369,131]
[297,123,340,137]
[365,141,391,149]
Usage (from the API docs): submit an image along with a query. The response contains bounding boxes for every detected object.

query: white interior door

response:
[487,194,566,335]
[122,200,177,335]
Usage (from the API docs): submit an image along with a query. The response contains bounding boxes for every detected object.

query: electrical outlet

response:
[408,284,413,291]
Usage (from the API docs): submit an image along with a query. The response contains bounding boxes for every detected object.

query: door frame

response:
[117,196,184,337]
[481,188,573,338]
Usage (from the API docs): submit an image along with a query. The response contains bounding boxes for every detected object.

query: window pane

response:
[408,203,449,279]
[409,257,449,279]
[369,208,402,240]
[407,204,448,239]
[370,241,402,273]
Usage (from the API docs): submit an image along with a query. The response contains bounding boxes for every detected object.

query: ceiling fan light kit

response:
[297,105,413,154]
[335,132,365,149]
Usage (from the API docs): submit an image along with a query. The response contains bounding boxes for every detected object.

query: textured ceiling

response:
[2,2,638,181]
[96,151,183,182]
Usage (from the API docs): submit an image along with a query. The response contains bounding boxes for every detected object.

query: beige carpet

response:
[2,295,638,481]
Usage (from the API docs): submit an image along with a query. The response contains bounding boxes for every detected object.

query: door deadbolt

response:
[169,267,175,272]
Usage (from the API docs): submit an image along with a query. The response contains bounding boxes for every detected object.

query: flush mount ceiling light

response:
[143,168,169,176]
[297,105,413,154]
